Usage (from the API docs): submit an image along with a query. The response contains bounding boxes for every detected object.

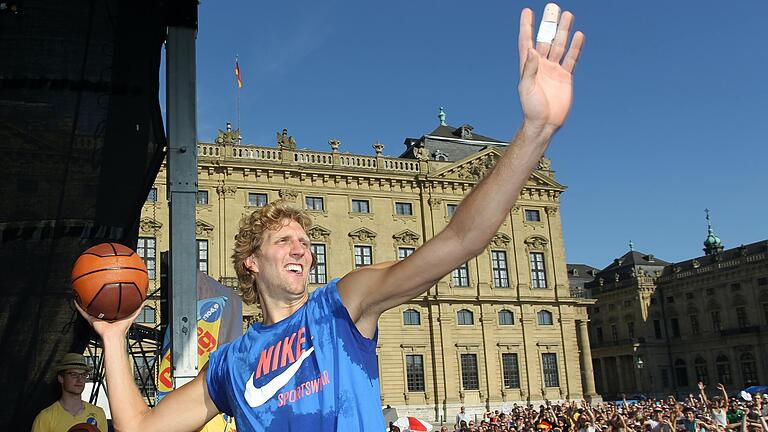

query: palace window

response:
[741,353,758,387]
[147,188,157,202]
[406,354,425,392]
[690,314,700,335]
[491,250,509,287]
[654,320,662,339]
[525,209,541,222]
[137,237,156,280]
[530,252,547,288]
[447,204,458,218]
[460,354,479,390]
[135,306,156,324]
[197,240,208,274]
[351,199,370,213]
[736,307,749,328]
[537,310,554,326]
[305,196,324,211]
[542,353,560,387]
[395,202,413,216]
[498,310,514,326]
[716,355,732,385]
[353,245,372,268]
[457,309,474,325]
[248,192,268,207]
[694,356,709,385]
[196,190,208,205]
[670,318,680,338]
[309,244,327,284]
[403,309,421,326]
[502,353,521,389]
[452,262,469,287]
[711,311,722,332]
[398,247,415,260]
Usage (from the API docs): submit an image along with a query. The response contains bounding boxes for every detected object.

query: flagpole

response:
[236,54,241,142]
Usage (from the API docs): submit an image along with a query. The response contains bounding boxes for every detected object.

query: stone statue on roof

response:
[277,128,296,149]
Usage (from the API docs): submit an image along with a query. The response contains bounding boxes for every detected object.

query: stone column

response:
[577,320,598,400]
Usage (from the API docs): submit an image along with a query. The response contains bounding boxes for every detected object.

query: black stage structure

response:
[0,0,197,428]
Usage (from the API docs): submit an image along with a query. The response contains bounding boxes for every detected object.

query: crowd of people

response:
[435,383,768,432]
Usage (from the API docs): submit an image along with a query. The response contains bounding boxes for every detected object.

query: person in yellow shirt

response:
[32,353,108,432]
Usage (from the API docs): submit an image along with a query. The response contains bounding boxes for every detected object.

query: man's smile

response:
[285,263,304,275]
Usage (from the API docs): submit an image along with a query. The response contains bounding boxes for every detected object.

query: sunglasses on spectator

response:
[64,371,89,379]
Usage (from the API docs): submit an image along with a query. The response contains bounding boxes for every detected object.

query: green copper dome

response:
[703,209,724,255]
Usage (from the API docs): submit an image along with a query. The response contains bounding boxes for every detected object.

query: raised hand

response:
[518,3,585,131]
[74,300,141,340]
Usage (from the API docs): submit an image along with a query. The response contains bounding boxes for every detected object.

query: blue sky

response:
[184,0,768,268]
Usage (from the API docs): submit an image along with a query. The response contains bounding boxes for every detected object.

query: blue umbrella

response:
[744,385,768,394]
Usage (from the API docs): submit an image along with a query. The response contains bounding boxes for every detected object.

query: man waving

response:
[77,4,585,431]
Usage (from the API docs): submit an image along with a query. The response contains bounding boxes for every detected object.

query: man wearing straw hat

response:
[32,353,108,432]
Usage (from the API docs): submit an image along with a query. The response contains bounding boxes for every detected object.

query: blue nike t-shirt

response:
[206,279,383,431]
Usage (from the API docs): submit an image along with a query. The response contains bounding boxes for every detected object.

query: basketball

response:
[67,422,101,432]
[71,243,148,321]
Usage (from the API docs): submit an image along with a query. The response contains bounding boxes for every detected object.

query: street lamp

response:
[635,356,644,398]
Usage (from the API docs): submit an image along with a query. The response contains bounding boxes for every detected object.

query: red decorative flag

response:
[235,61,243,88]
[537,420,553,429]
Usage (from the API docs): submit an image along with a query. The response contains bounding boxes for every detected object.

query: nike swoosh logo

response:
[243,346,315,408]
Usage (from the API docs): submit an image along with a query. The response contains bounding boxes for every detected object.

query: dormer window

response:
[453,124,474,139]
[433,149,449,161]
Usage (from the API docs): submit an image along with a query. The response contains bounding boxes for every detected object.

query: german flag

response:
[235,61,243,88]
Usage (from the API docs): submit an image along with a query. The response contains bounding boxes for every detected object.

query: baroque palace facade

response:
[137,119,597,422]
[586,221,768,400]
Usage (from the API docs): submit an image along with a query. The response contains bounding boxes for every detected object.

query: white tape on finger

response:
[536,21,557,44]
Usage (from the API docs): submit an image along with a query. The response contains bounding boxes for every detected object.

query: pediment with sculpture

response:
[393,229,420,246]
[349,227,377,244]
[431,148,565,190]
[196,220,215,238]
[524,235,549,251]
[307,225,331,242]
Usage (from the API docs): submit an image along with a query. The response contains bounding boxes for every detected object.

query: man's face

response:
[58,368,87,395]
[248,219,313,299]
[685,411,695,421]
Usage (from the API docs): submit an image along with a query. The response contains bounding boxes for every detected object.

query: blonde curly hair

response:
[232,200,314,305]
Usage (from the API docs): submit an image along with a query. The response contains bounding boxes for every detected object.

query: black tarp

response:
[0,0,169,428]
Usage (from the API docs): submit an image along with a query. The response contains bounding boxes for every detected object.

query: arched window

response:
[457,309,474,325]
[537,310,554,326]
[135,306,156,324]
[498,310,515,326]
[716,355,732,385]
[403,309,421,326]
[694,356,709,385]
[674,359,689,387]
[741,352,758,386]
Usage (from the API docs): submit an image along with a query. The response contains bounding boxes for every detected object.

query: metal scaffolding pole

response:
[165,1,199,388]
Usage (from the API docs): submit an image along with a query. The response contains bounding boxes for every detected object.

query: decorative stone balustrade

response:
[197,143,421,174]
[294,150,332,165]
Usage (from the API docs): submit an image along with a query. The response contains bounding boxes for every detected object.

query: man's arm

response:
[699,382,710,409]
[337,3,585,338]
[76,304,219,432]
[719,384,730,407]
